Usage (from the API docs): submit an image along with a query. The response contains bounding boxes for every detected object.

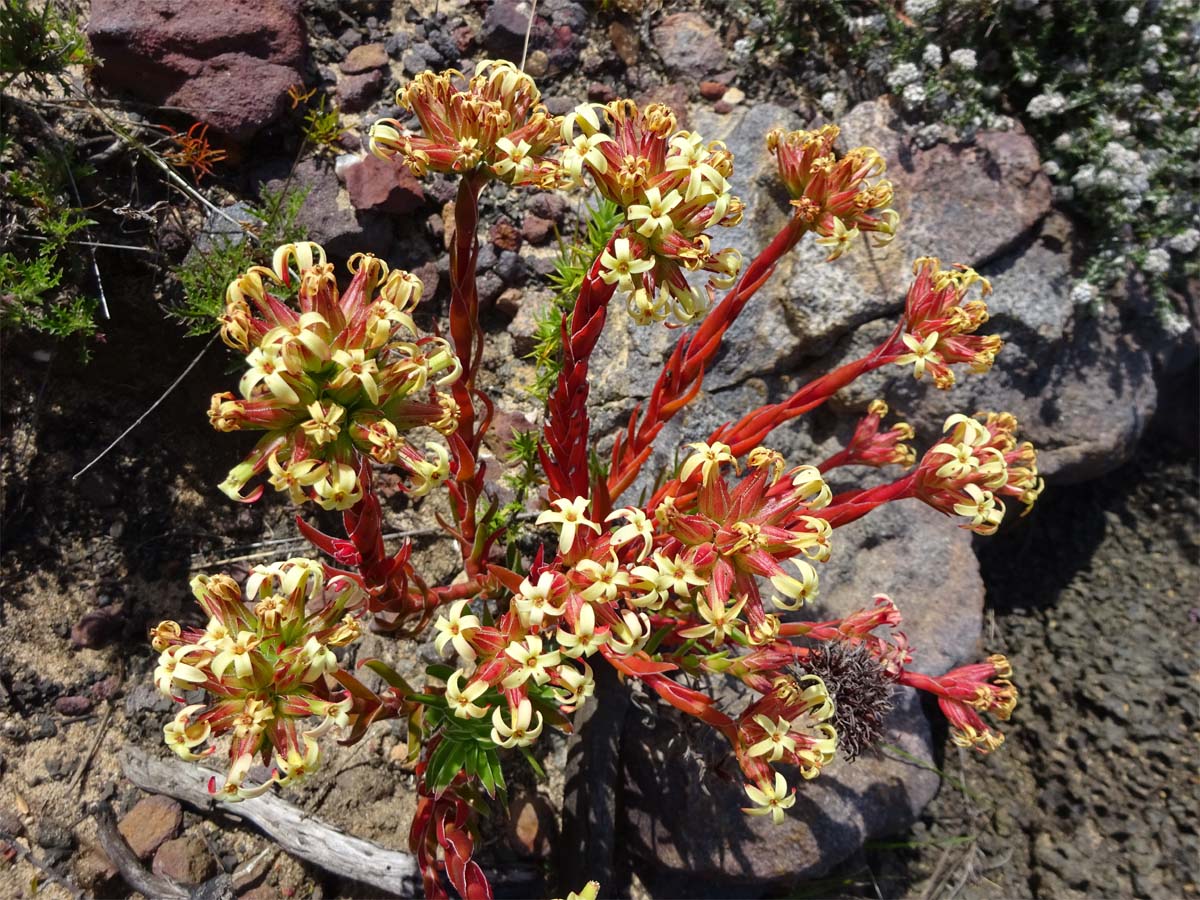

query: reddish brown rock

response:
[118,796,182,860]
[73,841,119,895]
[337,69,384,113]
[494,287,524,320]
[343,155,425,215]
[521,214,555,246]
[271,158,393,261]
[699,80,726,100]
[152,836,217,885]
[653,12,726,78]
[490,221,522,253]
[507,790,556,858]
[587,82,616,103]
[341,42,388,74]
[87,0,305,140]
[608,21,639,67]
[54,695,93,716]
[411,261,440,302]
[70,604,124,649]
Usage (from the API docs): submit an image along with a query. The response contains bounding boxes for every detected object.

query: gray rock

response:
[543,0,588,31]
[619,501,984,891]
[124,682,173,716]
[402,48,430,77]
[268,159,393,262]
[506,289,556,357]
[416,41,446,68]
[186,201,262,257]
[384,32,411,56]
[495,250,526,284]
[654,13,726,78]
[822,213,1158,483]
[482,0,543,59]
[337,69,384,113]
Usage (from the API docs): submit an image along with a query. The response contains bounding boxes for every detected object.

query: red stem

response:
[818,471,918,529]
[709,322,903,457]
[541,241,618,507]
[606,217,810,500]
[446,172,496,574]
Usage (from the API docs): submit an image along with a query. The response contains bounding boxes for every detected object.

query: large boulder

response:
[619,501,986,894]
[87,0,305,140]
[587,99,1053,443]
[588,96,1160,488]
[822,212,1159,483]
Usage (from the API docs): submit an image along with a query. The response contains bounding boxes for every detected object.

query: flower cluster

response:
[901,654,1018,752]
[368,59,562,187]
[212,243,460,509]
[914,412,1044,534]
[820,399,916,471]
[430,443,845,805]
[736,674,838,821]
[561,100,745,325]
[150,559,366,798]
[766,125,899,259]
[891,257,1002,389]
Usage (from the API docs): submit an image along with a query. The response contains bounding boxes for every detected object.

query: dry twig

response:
[68,699,114,794]
[92,801,234,899]
[120,748,539,896]
[72,333,217,481]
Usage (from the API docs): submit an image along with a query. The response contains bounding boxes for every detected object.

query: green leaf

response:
[519,746,546,781]
[425,737,470,795]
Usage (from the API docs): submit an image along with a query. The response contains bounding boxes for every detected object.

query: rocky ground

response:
[1,1,1197,898]
[841,442,1200,900]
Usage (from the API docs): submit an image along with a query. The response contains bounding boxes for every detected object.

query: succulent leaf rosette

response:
[212,243,460,510]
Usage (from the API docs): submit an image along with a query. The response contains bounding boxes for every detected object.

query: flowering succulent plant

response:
[150,59,1042,899]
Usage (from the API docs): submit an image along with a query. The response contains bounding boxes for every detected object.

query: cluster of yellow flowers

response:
[369,59,562,187]
[894,257,1003,389]
[562,100,744,325]
[151,560,364,798]
[916,412,1044,533]
[212,244,459,510]
[767,124,899,259]
[430,441,842,797]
